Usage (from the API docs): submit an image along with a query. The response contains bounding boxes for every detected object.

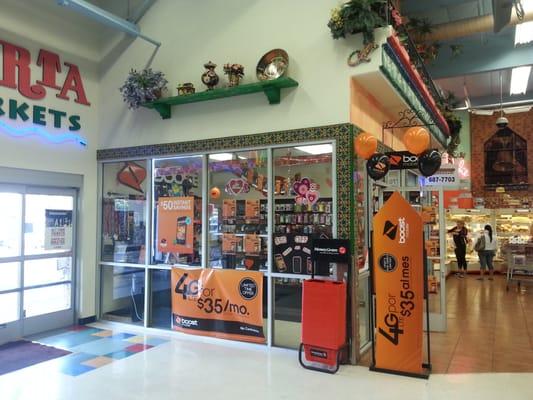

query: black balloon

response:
[366,153,390,180]
[418,149,442,177]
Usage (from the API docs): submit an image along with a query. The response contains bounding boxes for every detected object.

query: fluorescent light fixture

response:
[209,153,234,161]
[471,109,494,115]
[504,105,532,114]
[516,208,530,213]
[510,66,532,95]
[294,144,333,155]
[515,21,533,46]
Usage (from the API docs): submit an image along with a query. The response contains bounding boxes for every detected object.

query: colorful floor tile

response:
[26,325,170,377]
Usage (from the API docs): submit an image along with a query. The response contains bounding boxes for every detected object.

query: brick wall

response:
[471,111,533,208]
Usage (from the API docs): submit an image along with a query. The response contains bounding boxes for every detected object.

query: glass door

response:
[0,185,77,344]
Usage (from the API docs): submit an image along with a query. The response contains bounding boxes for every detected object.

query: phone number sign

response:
[420,169,458,187]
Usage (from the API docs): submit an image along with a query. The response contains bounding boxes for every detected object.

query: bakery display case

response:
[445,209,532,273]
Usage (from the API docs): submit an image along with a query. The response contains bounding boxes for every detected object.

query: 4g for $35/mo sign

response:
[171,268,265,343]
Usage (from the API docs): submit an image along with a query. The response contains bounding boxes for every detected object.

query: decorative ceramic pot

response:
[227,73,241,87]
[177,83,195,96]
[201,61,219,90]
[224,63,245,87]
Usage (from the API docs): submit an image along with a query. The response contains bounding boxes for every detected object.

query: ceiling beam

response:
[428,41,533,79]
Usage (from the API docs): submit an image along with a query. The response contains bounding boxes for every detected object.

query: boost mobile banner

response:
[372,192,424,375]
[171,268,265,343]
[157,197,194,254]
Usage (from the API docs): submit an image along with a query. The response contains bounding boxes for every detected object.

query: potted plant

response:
[327,0,387,45]
[438,91,463,156]
[223,63,245,87]
[119,68,168,109]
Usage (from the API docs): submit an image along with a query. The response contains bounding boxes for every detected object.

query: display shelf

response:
[143,77,299,119]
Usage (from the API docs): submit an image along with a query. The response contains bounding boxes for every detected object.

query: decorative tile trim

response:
[380,44,448,147]
[97,123,355,241]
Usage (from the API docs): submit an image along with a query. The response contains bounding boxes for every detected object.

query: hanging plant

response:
[437,91,463,156]
[327,0,387,45]
[119,68,168,109]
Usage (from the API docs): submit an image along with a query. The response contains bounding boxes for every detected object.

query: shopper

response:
[448,220,469,278]
[475,224,498,281]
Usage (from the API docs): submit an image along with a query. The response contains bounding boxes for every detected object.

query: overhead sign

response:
[44,209,73,250]
[171,268,265,343]
[372,192,425,376]
[387,151,419,170]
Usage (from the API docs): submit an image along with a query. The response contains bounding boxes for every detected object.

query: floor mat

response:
[0,340,71,375]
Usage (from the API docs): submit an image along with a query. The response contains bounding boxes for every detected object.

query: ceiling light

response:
[209,153,234,161]
[516,208,530,213]
[515,21,533,46]
[504,105,533,113]
[471,109,494,115]
[510,66,532,95]
[294,144,333,155]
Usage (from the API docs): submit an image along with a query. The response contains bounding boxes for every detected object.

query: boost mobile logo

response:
[383,220,398,240]
[398,217,407,244]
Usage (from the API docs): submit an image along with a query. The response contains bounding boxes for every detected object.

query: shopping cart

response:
[506,244,533,291]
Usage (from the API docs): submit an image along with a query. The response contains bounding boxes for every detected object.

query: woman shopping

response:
[475,224,498,281]
[448,220,469,278]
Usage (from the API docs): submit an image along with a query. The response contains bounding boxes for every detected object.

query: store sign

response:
[0,39,89,144]
[156,197,194,254]
[44,209,72,250]
[312,239,351,263]
[171,267,265,343]
[372,192,424,376]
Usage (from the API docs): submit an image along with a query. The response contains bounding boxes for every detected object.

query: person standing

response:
[476,224,498,281]
[448,220,469,278]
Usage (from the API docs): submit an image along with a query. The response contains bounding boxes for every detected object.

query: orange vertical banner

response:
[156,197,195,254]
[372,192,425,376]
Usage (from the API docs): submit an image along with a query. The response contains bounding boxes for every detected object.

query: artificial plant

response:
[437,91,463,157]
[328,0,387,45]
[119,68,168,109]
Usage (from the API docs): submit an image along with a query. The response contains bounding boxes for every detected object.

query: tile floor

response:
[0,321,532,400]
[27,325,169,376]
[360,274,533,374]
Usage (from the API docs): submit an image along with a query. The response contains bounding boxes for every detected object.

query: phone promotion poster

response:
[157,197,194,254]
[44,209,73,250]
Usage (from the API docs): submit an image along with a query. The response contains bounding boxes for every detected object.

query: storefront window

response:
[273,278,302,348]
[153,156,203,265]
[272,144,334,275]
[207,150,268,270]
[101,265,145,325]
[101,161,147,264]
[149,268,172,330]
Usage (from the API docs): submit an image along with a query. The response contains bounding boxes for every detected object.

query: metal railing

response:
[385,1,444,105]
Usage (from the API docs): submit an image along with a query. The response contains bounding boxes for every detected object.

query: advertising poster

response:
[222,199,236,218]
[171,267,265,343]
[372,192,424,375]
[244,234,260,254]
[44,209,73,250]
[245,199,259,218]
[157,197,194,254]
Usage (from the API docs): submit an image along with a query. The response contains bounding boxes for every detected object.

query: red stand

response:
[299,279,347,373]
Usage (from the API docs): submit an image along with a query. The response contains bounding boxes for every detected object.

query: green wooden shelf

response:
[143,77,298,119]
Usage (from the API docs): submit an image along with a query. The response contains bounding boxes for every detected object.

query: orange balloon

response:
[354,133,378,160]
[210,186,221,199]
[403,127,430,155]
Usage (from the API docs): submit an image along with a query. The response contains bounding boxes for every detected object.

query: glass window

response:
[208,150,268,271]
[0,292,19,324]
[153,156,203,266]
[24,284,71,318]
[0,262,20,291]
[24,257,71,287]
[272,144,334,275]
[273,278,302,348]
[101,265,145,325]
[24,194,73,256]
[0,192,22,258]
[358,274,370,348]
[149,268,172,330]
[102,161,147,264]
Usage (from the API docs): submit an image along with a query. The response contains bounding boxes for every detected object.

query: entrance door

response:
[0,185,77,343]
